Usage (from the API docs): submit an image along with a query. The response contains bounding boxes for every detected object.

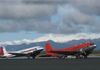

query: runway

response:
[0,57,100,70]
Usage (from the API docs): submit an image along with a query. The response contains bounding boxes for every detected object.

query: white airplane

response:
[0,46,43,59]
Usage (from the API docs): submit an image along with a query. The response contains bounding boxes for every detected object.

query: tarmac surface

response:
[0,57,100,70]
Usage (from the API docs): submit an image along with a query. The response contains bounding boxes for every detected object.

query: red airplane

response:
[44,41,96,59]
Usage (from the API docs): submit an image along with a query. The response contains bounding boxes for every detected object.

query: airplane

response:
[43,41,96,59]
[0,46,43,59]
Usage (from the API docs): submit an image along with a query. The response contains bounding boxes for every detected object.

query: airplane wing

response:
[9,53,29,57]
[9,49,43,59]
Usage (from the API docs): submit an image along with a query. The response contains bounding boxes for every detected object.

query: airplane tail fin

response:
[0,47,8,56]
[0,47,4,56]
[3,47,8,55]
[45,42,53,55]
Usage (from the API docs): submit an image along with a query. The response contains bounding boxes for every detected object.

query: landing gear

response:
[58,56,67,59]
[27,55,31,59]
[27,54,36,59]
[76,56,81,59]
[83,55,88,59]
[62,56,66,59]
[76,55,88,59]
[57,55,61,59]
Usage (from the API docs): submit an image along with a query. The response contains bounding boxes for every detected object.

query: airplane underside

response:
[52,50,94,59]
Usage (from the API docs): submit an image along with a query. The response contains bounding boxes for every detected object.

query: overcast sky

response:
[0,0,100,41]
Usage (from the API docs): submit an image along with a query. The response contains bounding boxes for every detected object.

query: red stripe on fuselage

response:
[55,42,92,52]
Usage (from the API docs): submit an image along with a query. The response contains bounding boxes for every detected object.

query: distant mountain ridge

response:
[5,39,100,51]
[0,33,100,51]
[1,33,100,45]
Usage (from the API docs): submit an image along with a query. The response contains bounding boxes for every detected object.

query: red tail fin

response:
[45,42,53,55]
[0,47,4,56]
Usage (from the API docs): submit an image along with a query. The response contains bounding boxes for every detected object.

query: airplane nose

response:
[93,44,96,47]
[93,44,96,48]
[89,44,96,48]
[39,47,44,50]
[39,49,44,51]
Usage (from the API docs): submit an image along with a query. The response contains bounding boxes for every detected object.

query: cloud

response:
[50,4,100,34]
[0,4,56,19]
[22,0,100,15]
[68,0,100,15]
[0,19,57,33]
[0,0,100,34]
